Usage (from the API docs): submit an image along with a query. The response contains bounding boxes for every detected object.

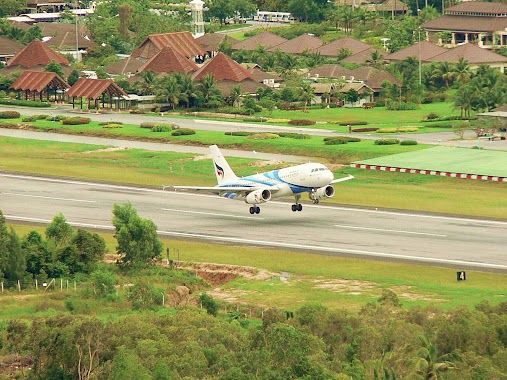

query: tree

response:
[118,3,134,39]
[71,229,106,273]
[22,231,51,278]
[45,213,74,250]
[206,0,234,27]
[414,335,460,379]
[67,70,80,86]
[0,211,25,285]
[299,82,315,111]
[155,74,182,109]
[110,346,152,380]
[196,74,223,108]
[0,0,27,17]
[176,73,197,108]
[288,0,321,23]
[199,293,219,316]
[135,70,156,95]
[44,60,65,79]
[112,202,163,268]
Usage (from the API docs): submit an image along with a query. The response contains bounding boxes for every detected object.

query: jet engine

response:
[245,189,271,204]
[310,185,335,202]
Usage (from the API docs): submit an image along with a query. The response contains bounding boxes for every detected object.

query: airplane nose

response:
[325,170,333,183]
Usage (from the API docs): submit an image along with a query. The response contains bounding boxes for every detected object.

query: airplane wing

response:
[170,185,256,192]
[330,174,355,184]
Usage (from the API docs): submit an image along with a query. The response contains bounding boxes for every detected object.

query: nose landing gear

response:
[291,195,303,212]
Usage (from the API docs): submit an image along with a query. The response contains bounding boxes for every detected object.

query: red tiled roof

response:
[315,36,373,57]
[9,70,69,92]
[7,39,69,67]
[267,34,323,54]
[197,34,239,52]
[215,79,264,96]
[340,47,387,64]
[349,67,400,89]
[66,78,127,99]
[138,46,199,74]
[0,36,24,57]
[232,31,287,51]
[386,40,447,62]
[43,32,96,50]
[422,15,507,33]
[309,64,353,78]
[105,56,146,76]
[249,67,282,83]
[427,42,507,64]
[131,31,206,60]
[192,52,253,81]
[444,1,507,14]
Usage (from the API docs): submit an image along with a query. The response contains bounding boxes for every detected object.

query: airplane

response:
[172,145,354,214]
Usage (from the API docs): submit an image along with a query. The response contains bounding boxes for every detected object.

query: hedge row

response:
[0,98,51,108]
[374,138,400,145]
[61,117,91,125]
[339,120,368,126]
[171,128,195,136]
[288,119,315,126]
[0,111,20,119]
[352,127,378,132]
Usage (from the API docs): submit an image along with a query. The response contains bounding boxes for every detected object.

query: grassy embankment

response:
[3,223,506,318]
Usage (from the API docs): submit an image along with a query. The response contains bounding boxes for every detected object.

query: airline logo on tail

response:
[215,162,224,178]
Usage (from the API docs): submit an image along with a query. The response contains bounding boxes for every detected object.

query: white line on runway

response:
[162,208,263,220]
[5,214,507,271]
[334,224,447,237]
[2,172,506,226]
[2,192,96,203]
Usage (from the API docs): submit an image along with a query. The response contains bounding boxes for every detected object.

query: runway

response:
[1,172,506,272]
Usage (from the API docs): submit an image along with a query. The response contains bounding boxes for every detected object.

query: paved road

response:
[1,172,506,272]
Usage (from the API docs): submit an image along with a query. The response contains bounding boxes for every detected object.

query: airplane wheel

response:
[297,204,303,211]
[249,207,255,214]
[291,204,297,212]
[255,207,260,214]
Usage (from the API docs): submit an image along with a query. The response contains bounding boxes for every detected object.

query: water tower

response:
[190,0,205,38]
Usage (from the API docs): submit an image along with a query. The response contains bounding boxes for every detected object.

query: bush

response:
[21,116,37,122]
[46,115,68,121]
[378,127,419,133]
[219,106,253,115]
[130,109,145,114]
[400,140,418,145]
[0,98,51,108]
[151,125,172,132]
[99,121,123,126]
[422,92,448,104]
[247,132,279,140]
[339,120,368,126]
[277,132,311,139]
[386,101,419,111]
[324,137,348,145]
[224,131,253,136]
[0,110,20,119]
[288,119,316,126]
[22,114,50,122]
[325,136,361,143]
[374,138,400,145]
[171,128,195,136]
[267,118,291,123]
[351,127,379,132]
[102,123,123,129]
[426,122,454,129]
[425,112,440,120]
[140,122,157,129]
[61,117,91,125]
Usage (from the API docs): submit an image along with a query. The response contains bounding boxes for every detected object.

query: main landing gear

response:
[291,195,303,212]
[249,206,261,214]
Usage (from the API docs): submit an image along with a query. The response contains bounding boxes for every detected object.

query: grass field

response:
[4,224,506,315]
[1,136,505,218]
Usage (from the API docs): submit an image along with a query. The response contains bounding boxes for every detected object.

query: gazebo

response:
[9,70,69,102]
[66,78,128,110]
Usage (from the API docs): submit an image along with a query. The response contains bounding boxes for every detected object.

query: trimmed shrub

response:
[377,127,419,133]
[171,128,195,136]
[0,99,50,108]
[267,118,291,123]
[130,109,145,114]
[374,138,400,145]
[61,117,91,125]
[102,123,123,129]
[247,133,279,140]
[46,115,68,122]
[277,132,311,139]
[0,110,20,119]
[426,122,454,129]
[225,131,253,136]
[385,101,419,111]
[400,140,418,145]
[99,121,123,126]
[325,136,361,143]
[339,120,368,126]
[324,137,348,145]
[21,116,37,122]
[351,127,379,132]
[151,125,171,132]
[288,119,316,126]
[23,114,50,122]
[140,122,157,129]
[425,112,440,120]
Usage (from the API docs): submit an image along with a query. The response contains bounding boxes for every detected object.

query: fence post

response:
[35,279,38,290]
[17,280,21,292]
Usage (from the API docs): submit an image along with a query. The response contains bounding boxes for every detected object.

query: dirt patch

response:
[249,160,285,167]
[0,355,32,375]
[181,262,278,284]
[81,147,130,154]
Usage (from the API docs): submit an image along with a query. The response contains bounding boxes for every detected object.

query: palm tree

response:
[174,73,196,108]
[299,82,315,111]
[228,85,242,107]
[154,74,181,110]
[454,57,471,85]
[431,62,454,88]
[453,85,473,119]
[197,74,223,108]
[414,335,460,379]
[337,6,357,34]
[135,70,156,96]
[365,50,385,69]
